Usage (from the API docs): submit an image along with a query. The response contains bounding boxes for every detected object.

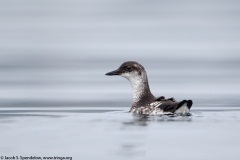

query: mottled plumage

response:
[105,61,193,115]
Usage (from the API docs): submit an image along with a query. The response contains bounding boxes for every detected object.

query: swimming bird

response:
[105,61,193,115]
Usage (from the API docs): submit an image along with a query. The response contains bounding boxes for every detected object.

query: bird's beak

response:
[105,69,121,76]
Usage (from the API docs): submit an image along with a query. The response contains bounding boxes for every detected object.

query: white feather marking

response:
[174,102,190,114]
[121,71,145,102]
[150,101,162,108]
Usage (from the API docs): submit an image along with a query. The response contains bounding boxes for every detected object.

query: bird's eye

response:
[126,66,132,71]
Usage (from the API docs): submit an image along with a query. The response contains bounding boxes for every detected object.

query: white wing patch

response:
[150,101,162,108]
[174,102,190,114]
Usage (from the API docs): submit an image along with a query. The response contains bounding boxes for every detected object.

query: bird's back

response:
[131,96,192,115]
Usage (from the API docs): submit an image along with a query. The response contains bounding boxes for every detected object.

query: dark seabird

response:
[105,61,193,115]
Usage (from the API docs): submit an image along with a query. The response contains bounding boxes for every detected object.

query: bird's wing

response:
[156,100,192,112]
[156,101,180,112]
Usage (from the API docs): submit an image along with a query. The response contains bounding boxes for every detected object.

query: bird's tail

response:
[177,100,193,110]
[175,100,193,115]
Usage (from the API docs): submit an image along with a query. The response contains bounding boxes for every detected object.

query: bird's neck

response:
[129,72,155,105]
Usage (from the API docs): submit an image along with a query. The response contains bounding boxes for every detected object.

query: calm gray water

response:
[1,0,240,160]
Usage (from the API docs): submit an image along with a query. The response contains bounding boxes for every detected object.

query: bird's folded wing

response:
[157,101,178,112]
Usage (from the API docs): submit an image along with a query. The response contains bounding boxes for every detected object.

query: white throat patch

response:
[121,71,146,102]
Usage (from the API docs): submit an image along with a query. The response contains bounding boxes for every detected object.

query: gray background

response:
[0,0,240,107]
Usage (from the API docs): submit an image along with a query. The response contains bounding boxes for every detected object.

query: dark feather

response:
[155,96,165,101]
[187,100,193,109]
[156,96,176,102]
[157,101,179,112]
[157,100,190,112]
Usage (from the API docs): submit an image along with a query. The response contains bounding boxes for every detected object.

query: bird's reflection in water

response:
[123,114,192,126]
[119,114,192,158]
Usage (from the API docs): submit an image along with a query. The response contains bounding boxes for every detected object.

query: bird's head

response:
[105,61,145,81]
